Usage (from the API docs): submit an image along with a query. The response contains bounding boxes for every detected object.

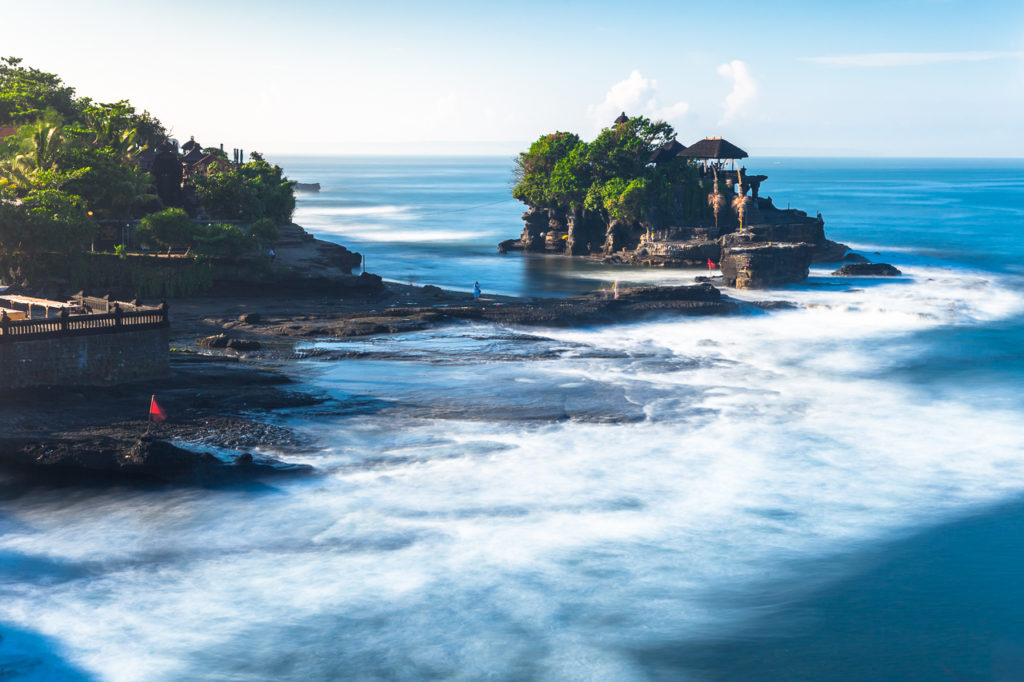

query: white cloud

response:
[587,70,689,129]
[434,92,458,118]
[804,50,1024,67]
[717,60,757,124]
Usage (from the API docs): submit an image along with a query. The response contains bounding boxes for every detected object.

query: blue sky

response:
[2,0,1022,156]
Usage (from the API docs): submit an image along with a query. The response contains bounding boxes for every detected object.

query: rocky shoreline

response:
[0,232,750,487]
[0,219,902,487]
[0,353,321,486]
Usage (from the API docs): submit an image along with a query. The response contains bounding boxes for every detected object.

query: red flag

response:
[149,395,167,422]
[707,258,716,269]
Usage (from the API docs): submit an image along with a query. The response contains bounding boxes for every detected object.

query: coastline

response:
[0,228,749,485]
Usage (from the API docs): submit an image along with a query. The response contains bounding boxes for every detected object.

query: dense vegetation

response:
[512,116,711,228]
[0,57,294,293]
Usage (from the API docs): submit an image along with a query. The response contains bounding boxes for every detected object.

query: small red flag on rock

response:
[149,395,167,422]
[707,258,716,269]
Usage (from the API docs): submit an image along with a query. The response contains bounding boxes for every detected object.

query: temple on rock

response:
[500,115,848,289]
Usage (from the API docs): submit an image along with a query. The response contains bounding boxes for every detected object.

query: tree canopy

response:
[0,57,296,282]
[512,117,711,227]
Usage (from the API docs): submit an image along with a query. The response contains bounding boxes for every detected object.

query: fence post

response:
[0,310,8,338]
[59,307,69,333]
[112,302,122,328]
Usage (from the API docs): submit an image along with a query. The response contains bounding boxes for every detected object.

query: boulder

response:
[354,271,384,290]
[198,333,230,349]
[238,312,262,324]
[226,338,262,351]
[720,243,813,289]
[832,263,902,277]
[497,239,523,254]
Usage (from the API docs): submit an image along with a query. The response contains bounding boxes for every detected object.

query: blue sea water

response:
[2,157,1024,681]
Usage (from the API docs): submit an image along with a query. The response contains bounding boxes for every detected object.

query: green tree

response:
[512,132,582,208]
[192,159,295,223]
[249,217,279,245]
[512,116,711,229]
[191,223,253,258]
[21,188,96,252]
[0,57,80,124]
[136,208,194,249]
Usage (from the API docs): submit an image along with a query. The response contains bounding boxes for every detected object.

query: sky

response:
[2,0,1022,157]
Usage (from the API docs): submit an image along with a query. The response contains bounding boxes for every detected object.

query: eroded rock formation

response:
[501,171,852,289]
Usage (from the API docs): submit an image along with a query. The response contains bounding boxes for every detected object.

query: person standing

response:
[473,281,481,299]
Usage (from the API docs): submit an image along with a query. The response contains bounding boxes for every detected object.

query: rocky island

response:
[499,113,855,289]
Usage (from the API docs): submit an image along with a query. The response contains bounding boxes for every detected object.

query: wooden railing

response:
[0,305,168,343]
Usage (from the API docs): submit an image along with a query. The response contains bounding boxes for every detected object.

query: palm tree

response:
[86,109,141,164]
[110,167,156,218]
[14,122,63,173]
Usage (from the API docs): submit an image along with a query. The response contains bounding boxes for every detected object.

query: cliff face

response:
[500,176,849,290]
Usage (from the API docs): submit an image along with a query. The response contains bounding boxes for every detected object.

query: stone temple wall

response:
[0,327,169,389]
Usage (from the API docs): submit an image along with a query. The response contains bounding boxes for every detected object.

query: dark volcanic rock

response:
[474,283,734,326]
[832,263,902,277]
[843,251,870,263]
[355,272,384,289]
[0,436,311,484]
[226,338,262,351]
[238,312,262,324]
[497,239,523,254]
[198,333,230,348]
[812,239,852,263]
[720,244,812,289]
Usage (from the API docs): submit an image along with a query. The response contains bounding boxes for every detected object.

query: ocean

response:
[2,156,1024,680]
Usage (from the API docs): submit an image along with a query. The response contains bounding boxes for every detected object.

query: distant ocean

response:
[2,157,1024,681]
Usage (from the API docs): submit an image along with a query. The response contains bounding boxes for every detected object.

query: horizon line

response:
[267,152,1024,160]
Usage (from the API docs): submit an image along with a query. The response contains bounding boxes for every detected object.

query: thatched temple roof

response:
[649,138,686,164]
[613,112,629,124]
[679,137,748,160]
[181,147,205,164]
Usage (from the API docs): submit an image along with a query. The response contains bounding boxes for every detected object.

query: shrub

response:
[249,217,279,245]
[136,208,193,249]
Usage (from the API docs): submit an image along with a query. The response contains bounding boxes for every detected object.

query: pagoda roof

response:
[679,137,748,160]
[649,138,686,164]
[613,112,629,124]
[181,147,205,164]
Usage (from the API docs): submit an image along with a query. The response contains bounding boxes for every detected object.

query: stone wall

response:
[0,327,169,389]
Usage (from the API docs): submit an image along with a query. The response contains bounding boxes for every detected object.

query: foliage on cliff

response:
[136,208,263,258]
[512,117,711,227]
[193,160,295,224]
[0,58,166,222]
[0,57,295,289]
